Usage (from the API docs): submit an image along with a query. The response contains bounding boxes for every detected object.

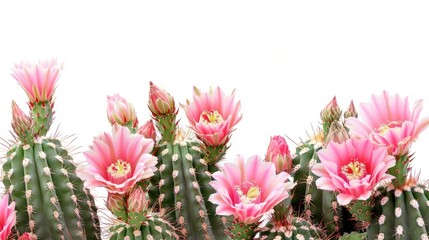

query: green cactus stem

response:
[202,144,227,165]
[388,154,411,188]
[291,140,349,237]
[109,214,179,240]
[259,217,324,240]
[153,113,177,142]
[2,138,100,239]
[367,182,429,240]
[346,199,374,224]
[226,221,257,240]
[149,141,226,239]
[30,101,53,137]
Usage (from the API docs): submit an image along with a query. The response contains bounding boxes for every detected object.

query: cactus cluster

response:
[1,60,100,239]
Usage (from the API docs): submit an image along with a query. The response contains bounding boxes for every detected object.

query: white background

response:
[1,1,429,236]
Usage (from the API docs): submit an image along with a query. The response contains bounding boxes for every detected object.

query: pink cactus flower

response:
[11,59,62,103]
[0,194,16,240]
[265,135,293,173]
[182,86,242,146]
[209,155,292,224]
[148,82,176,116]
[346,91,429,156]
[312,138,395,206]
[107,94,138,128]
[79,126,157,194]
[137,120,156,142]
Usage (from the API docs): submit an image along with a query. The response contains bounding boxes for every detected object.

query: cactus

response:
[109,214,179,240]
[367,181,429,239]
[1,59,100,239]
[259,200,325,240]
[148,139,226,239]
[290,138,350,237]
[339,232,367,240]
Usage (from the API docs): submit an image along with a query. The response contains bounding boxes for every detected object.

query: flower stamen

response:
[200,110,224,124]
[107,159,132,178]
[341,160,366,181]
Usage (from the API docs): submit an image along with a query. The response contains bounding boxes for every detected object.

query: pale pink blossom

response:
[79,126,157,194]
[265,135,293,173]
[346,91,429,156]
[107,94,138,128]
[312,138,395,205]
[209,155,291,224]
[11,59,62,103]
[0,194,16,240]
[182,86,242,146]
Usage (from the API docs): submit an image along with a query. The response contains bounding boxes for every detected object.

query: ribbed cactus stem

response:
[203,144,227,164]
[109,214,179,240]
[388,155,410,188]
[2,139,100,239]
[154,114,176,142]
[30,101,53,137]
[346,199,373,224]
[227,221,257,240]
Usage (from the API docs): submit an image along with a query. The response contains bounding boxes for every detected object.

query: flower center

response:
[199,110,224,124]
[376,121,404,135]
[341,160,367,181]
[107,159,131,178]
[234,183,261,204]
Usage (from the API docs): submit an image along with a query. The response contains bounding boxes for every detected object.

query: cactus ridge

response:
[2,138,100,239]
[291,141,349,237]
[109,214,180,240]
[368,183,429,240]
[149,141,226,239]
[259,217,324,240]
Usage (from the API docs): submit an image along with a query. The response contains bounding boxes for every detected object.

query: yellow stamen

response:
[107,159,131,178]
[200,110,224,124]
[341,160,366,181]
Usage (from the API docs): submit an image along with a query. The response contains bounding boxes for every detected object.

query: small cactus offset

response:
[1,59,100,239]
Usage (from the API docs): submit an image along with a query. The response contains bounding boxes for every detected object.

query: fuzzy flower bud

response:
[265,135,293,173]
[343,100,358,119]
[106,193,127,219]
[148,82,176,116]
[127,186,148,214]
[321,96,342,124]
[325,121,349,144]
[11,101,33,139]
[107,94,138,128]
[137,120,156,142]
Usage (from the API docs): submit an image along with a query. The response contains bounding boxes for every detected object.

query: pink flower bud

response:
[325,121,349,144]
[18,233,37,240]
[107,94,138,128]
[11,101,33,137]
[106,192,127,215]
[148,82,176,116]
[343,100,358,119]
[127,186,148,213]
[137,120,156,142]
[320,96,342,124]
[265,135,293,173]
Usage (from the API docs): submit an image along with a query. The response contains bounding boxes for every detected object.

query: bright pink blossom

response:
[312,138,395,205]
[79,126,157,194]
[0,194,16,240]
[11,59,62,103]
[346,91,429,156]
[209,155,292,224]
[182,86,242,146]
[107,94,138,127]
[265,135,293,173]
